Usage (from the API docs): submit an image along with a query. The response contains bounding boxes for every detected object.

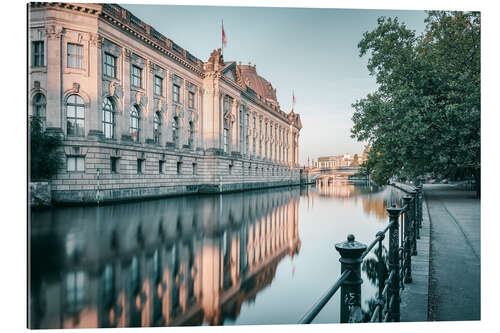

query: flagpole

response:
[221,19,224,57]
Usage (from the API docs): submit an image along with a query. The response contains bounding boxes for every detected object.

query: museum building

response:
[28,3,302,203]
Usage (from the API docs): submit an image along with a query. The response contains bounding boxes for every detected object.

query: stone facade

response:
[314,154,354,169]
[28,3,302,204]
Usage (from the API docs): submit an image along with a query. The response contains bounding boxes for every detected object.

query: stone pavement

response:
[424,184,480,321]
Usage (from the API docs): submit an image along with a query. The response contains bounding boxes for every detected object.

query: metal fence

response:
[299,184,423,324]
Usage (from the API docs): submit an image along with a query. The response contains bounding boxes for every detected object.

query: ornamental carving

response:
[89,33,103,48]
[73,82,80,93]
[112,82,123,99]
[123,48,131,62]
[134,92,147,107]
[46,25,64,39]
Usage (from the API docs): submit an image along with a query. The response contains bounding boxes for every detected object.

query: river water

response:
[29,180,405,328]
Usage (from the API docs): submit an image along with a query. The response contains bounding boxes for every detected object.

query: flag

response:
[222,20,227,48]
[292,91,296,106]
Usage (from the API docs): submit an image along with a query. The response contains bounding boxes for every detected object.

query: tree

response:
[351,11,480,196]
[29,116,63,181]
[352,154,360,166]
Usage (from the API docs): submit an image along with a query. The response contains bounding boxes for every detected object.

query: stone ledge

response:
[51,179,300,205]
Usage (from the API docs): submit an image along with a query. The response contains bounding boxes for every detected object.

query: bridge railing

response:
[299,185,423,324]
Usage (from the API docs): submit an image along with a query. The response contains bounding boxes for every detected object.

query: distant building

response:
[28,3,302,204]
[314,154,356,169]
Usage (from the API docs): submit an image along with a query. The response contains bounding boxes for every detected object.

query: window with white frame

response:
[188,121,194,148]
[154,75,163,96]
[103,53,117,78]
[153,111,161,144]
[173,84,180,103]
[32,93,46,125]
[66,94,85,136]
[223,127,229,153]
[172,116,179,145]
[67,156,85,172]
[131,65,142,88]
[67,43,83,69]
[102,98,115,139]
[65,271,85,313]
[130,105,140,142]
[32,41,44,67]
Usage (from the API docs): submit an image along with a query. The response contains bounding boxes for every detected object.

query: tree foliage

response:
[29,117,63,181]
[351,11,480,190]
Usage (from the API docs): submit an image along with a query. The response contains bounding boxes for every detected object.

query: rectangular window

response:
[131,65,142,88]
[188,91,195,108]
[159,160,165,174]
[110,157,118,173]
[67,156,85,172]
[229,164,233,175]
[173,84,180,103]
[176,162,182,175]
[103,53,117,78]
[192,163,196,176]
[137,159,143,174]
[67,43,83,69]
[32,41,44,67]
[154,75,163,96]
[65,271,85,312]
[223,128,229,153]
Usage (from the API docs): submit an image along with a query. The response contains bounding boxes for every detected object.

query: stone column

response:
[45,24,64,131]
[196,86,203,150]
[144,60,155,143]
[88,33,102,138]
[121,48,131,141]
[231,99,239,154]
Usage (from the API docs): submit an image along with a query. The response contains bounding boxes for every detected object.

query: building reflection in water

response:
[29,187,301,329]
[309,179,390,220]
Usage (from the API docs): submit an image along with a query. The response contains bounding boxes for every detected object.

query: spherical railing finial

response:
[347,234,355,242]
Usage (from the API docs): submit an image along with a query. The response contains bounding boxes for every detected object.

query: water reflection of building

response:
[303,181,389,220]
[29,188,300,328]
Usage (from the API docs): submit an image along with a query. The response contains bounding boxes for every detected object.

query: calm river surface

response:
[29,181,405,328]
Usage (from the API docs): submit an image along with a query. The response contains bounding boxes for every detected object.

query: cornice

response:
[30,3,204,77]
[99,9,203,77]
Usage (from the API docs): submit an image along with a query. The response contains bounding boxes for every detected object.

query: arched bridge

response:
[300,166,360,184]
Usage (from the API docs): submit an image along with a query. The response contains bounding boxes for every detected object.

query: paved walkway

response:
[424,184,480,321]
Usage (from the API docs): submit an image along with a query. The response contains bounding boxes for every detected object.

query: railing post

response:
[410,190,418,255]
[402,196,413,283]
[335,234,367,323]
[417,185,423,230]
[387,205,402,322]
[375,232,385,322]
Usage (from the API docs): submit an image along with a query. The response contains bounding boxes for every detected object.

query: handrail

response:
[299,269,352,324]
[298,183,424,324]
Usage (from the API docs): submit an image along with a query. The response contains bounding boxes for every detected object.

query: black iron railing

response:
[299,184,423,324]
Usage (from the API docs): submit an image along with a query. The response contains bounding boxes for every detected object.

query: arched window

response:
[102,98,115,139]
[172,116,179,146]
[66,94,85,136]
[153,111,161,145]
[188,120,194,148]
[32,93,46,127]
[130,105,140,142]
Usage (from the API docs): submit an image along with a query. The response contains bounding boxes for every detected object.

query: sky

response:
[121,2,428,165]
